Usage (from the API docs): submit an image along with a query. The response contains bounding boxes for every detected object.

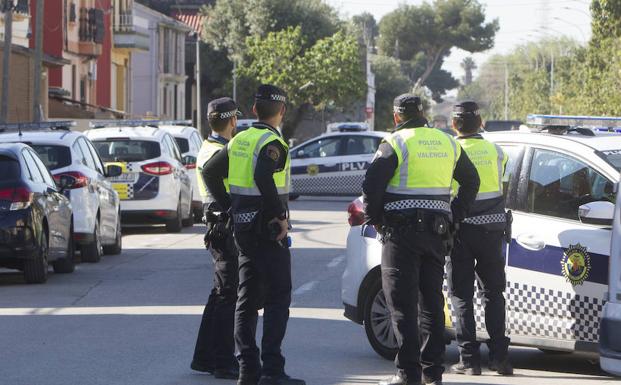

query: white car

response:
[342,127,621,360]
[290,130,388,197]
[158,122,204,221]
[85,122,194,233]
[0,124,123,263]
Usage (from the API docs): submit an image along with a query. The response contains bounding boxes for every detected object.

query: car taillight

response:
[347,198,365,226]
[53,171,90,189]
[185,163,196,170]
[0,187,33,211]
[142,161,173,176]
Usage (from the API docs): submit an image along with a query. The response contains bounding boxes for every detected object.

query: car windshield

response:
[601,150,621,170]
[174,137,189,153]
[30,145,72,171]
[93,140,161,162]
[0,156,20,180]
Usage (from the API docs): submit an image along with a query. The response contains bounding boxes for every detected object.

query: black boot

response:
[214,366,240,379]
[489,358,513,375]
[190,361,214,374]
[258,373,306,385]
[378,371,421,385]
[422,375,442,385]
[238,376,260,385]
[450,361,481,375]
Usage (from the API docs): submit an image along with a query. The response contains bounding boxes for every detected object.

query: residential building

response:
[111,0,149,114]
[131,3,189,119]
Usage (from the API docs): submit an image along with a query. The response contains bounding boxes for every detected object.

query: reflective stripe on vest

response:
[227,127,291,196]
[196,140,229,202]
[456,138,507,200]
[385,127,460,202]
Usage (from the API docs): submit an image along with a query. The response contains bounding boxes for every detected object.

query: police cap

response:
[393,94,423,115]
[452,101,480,119]
[207,97,242,120]
[255,84,287,104]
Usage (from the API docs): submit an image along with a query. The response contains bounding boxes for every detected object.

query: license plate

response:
[112,184,131,200]
[110,172,138,183]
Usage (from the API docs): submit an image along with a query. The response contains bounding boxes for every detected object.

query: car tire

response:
[103,216,122,255]
[538,348,571,355]
[289,194,300,201]
[182,202,194,227]
[53,224,75,274]
[82,220,102,263]
[363,277,398,360]
[24,230,48,284]
[165,202,183,233]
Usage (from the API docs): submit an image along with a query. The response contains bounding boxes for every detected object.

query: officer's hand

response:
[269,217,288,241]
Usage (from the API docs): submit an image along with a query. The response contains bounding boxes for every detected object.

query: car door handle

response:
[516,233,546,251]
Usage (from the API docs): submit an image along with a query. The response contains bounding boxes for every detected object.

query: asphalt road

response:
[0,198,617,385]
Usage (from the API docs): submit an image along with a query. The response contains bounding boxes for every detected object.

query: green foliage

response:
[378,0,498,97]
[351,12,379,47]
[371,56,410,130]
[591,0,621,42]
[238,27,366,138]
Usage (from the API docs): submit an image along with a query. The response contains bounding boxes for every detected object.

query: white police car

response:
[85,121,193,233]
[290,130,387,197]
[0,122,123,263]
[342,116,621,360]
[158,121,204,221]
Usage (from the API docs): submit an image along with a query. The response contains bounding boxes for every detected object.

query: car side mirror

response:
[57,175,76,192]
[106,164,123,178]
[578,201,615,226]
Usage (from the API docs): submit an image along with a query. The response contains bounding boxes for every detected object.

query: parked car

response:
[290,130,388,197]
[0,142,74,283]
[85,122,193,232]
[158,121,204,221]
[0,127,123,263]
[342,127,621,359]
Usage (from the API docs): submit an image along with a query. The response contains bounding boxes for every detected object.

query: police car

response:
[85,121,193,232]
[0,121,123,263]
[158,121,204,221]
[290,130,387,197]
[342,115,621,360]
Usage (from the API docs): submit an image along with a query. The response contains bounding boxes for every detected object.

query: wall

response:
[30,0,63,87]
[96,0,112,108]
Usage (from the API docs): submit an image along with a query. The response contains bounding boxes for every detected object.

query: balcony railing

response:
[113,11,134,32]
[79,7,104,44]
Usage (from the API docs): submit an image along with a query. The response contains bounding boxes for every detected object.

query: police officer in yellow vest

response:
[191,97,241,379]
[363,94,480,385]
[447,101,513,376]
[203,85,305,385]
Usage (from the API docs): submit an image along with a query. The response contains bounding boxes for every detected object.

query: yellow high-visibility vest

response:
[196,140,229,203]
[454,137,507,200]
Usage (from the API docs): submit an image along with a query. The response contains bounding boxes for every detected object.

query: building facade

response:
[131,3,189,119]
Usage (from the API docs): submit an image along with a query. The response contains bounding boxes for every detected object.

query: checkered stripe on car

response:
[292,174,363,195]
[444,279,604,343]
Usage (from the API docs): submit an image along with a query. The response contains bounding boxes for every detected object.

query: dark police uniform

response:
[446,102,513,375]
[191,97,242,379]
[363,95,479,385]
[203,85,305,385]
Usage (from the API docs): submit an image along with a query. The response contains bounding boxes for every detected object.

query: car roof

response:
[0,129,83,145]
[484,131,621,152]
[0,142,30,157]
[85,126,166,141]
[159,125,199,137]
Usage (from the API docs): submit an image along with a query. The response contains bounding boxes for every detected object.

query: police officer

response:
[363,94,480,385]
[191,97,241,379]
[203,84,305,385]
[447,101,513,376]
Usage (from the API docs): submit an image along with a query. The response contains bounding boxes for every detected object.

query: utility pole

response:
[550,51,555,96]
[1,0,13,123]
[232,60,237,101]
[195,33,201,133]
[32,0,43,122]
[504,63,509,120]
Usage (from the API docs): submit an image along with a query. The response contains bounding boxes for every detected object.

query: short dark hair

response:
[453,115,481,134]
[396,110,423,122]
[208,116,233,134]
[254,99,284,121]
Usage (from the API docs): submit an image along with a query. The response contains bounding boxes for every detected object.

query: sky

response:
[325,0,593,82]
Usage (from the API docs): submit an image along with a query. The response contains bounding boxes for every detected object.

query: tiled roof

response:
[171,11,204,34]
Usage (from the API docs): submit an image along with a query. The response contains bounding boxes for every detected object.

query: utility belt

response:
[461,210,513,243]
[379,210,454,252]
[232,207,290,248]
[204,210,231,250]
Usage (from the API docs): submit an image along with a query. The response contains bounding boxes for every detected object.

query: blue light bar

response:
[155,120,193,126]
[0,120,76,131]
[527,114,621,128]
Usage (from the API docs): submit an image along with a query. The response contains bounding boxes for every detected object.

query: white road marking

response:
[292,280,319,296]
[327,255,345,268]
[0,306,346,321]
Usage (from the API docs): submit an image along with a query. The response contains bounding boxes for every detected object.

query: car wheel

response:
[182,201,194,227]
[24,230,48,284]
[82,219,102,263]
[289,194,300,201]
[53,223,75,274]
[364,277,398,360]
[103,216,122,255]
[165,202,183,233]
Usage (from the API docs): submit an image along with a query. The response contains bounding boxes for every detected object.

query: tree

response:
[352,12,378,48]
[238,27,366,139]
[371,56,410,130]
[591,0,621,43]
[461,57,477,86]
[378,0,498,97]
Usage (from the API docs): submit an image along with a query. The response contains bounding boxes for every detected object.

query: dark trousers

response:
[192,228,239,370]
[234,233,292,379]
[381,228,446,381]
[447,225,509,364]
